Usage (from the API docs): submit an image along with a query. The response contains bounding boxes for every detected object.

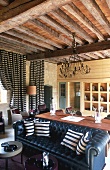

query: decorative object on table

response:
[25,154,56,170]
[4,144,17,152]
[59,32,90,78]
[94,110,101,123]
[50,102,56,115]
[43,152,49,168]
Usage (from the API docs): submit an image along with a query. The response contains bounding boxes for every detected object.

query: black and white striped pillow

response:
[76,132,91,155]
[24,120,34,136]
[34,121,50,137]
[61,129,83,151]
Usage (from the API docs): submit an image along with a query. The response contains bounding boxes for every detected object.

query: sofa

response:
[13,117,109,170]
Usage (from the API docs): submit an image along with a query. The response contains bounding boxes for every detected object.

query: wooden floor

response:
[0,125,110,170]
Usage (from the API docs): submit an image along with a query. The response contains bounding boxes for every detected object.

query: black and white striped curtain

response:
[0,50,26,111]
[29,60,44,110]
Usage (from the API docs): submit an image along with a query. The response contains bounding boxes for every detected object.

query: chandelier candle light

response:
[59,33,91,78]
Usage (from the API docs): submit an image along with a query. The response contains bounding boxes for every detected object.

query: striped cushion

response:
[24,120,34,136]
[76,132,91,155]
[61,129,83,151]
[34,121,50,137]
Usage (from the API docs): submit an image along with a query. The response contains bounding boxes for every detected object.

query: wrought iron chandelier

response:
[59,33,91,78]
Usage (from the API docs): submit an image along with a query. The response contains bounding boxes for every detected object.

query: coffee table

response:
[25,154,58,170]
[0,141,23,170]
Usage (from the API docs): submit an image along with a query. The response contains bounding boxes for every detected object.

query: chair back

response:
[38,104,46,111]
[76,111,82,116]
[65,107,72,113]
[55,109,64,116]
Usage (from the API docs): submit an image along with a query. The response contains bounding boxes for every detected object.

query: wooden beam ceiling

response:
[0,0,72,33]
[0,0,110,64]
[0,0,9,6]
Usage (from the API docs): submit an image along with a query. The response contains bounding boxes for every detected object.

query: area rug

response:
[0,153,28,170]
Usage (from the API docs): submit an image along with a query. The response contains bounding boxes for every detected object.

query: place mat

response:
[61,116,84,122]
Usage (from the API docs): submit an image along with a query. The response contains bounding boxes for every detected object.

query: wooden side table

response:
[25,154,58,170]
[0,141,23,170]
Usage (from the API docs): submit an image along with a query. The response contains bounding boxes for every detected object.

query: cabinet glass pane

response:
[100,83,107,91]
[85,83,90,91]
[92,103,98,111]
[92,93,98,101]
[100,93,107,102]
[84,93,90,101]
[85,102,90,110]
[92,83,98,91]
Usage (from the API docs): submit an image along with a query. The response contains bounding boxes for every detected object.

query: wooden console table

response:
[36,112,110,132]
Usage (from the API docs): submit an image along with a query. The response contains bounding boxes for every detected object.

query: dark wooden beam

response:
[0,0,72,33]
[27,40,110,60]
[0,0,9,6]
[80,0,110,35]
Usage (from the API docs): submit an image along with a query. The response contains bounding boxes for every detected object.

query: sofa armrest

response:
[85,131,109,169]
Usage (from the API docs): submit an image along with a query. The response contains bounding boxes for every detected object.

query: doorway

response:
[44,85,52,110]
[74,82,80,109]
[59,82,66,109]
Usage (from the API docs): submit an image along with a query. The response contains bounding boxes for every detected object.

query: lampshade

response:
[26,86,36,95]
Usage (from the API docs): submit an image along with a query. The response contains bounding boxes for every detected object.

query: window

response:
[0,81,7,103]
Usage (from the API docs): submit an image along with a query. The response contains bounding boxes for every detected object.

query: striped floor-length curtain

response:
[30,60,44,110]
[0,50,26,111]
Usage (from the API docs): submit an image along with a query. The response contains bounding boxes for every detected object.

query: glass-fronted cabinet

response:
[84,82,109,115]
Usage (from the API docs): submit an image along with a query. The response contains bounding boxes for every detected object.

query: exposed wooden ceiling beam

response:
[106,0,110,9]
[24,20,72,46]
[15,26,63,49]
[62,3,104,41]
[6,29,56,50]
[50,9,94,43]
[0,0,9,6]
[0,33,42,52]
[79,54,91,61]
[0,0,72,33]
[93,52,105,59]
[85,53,99,60]
[39,15,83,44]
[102,50,110,58]
[27,40,110,60]
[80,0,110,35]
[0,38,33,54]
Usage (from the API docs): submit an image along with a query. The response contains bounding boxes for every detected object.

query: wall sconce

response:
[26,86,36,95]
